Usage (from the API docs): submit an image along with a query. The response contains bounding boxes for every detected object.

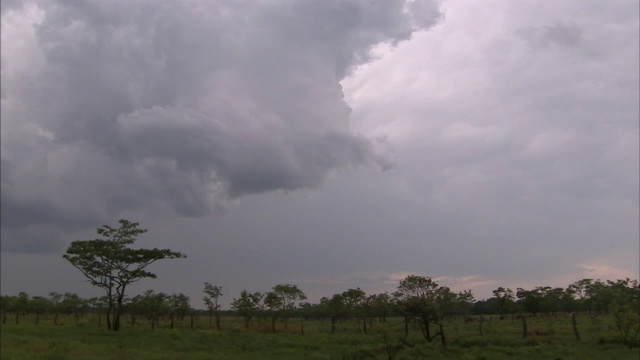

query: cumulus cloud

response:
[1,0,442,252]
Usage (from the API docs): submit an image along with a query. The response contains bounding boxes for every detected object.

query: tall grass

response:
[1,313,638,359]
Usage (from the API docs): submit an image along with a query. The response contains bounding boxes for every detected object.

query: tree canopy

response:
[63,219,185,331]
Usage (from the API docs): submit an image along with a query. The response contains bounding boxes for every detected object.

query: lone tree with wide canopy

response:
[63,219,185,331]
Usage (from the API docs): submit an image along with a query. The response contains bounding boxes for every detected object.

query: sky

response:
[1,0,638,309]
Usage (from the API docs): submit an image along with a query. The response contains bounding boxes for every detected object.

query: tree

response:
[61,292,85,325]
[392,275,459,348]
[49,292,63,325]
[492,287,515,319]
[135,290,170,330]
[63,219,186,331]
[0,296,8,324]
[320,294,346,333]
[167,293,191,328]
[516,287,545,315]
[87,296,109,328]
[341,288,367,333]
[607,278,640,346]
[448,289,475,321]
[203,282,223,330]
[231,290,264,330]
[370,292,392,324]
[264,284,307,331]
[393,275,440,340]
[13,292,29,325]
[29,296,50,325]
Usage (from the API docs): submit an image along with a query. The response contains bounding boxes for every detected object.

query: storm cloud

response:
[1,0,637,306]
[1,0,441,251]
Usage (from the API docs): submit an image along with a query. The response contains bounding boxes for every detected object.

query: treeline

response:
[2,276,638,346]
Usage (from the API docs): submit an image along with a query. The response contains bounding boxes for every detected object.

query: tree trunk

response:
[404,316,409,337]
[300,318,304,335]
[113,308,121,330]
[571,312,580,341]
[106,302,113,330]
[439,322,446,349]
[424,318,432,342]
[215,312,221,330]
[113,291,126,331]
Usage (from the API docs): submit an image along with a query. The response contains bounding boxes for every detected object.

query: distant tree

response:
[87,296,109,328]
[203,282,223,330]
[168,293,191,328]
[61,292,85,325]
[585,280,609,314]
[370,292,392,323]
[393,275,459,348]
[492,287,515,319]
[231,290,264,330]
[298,302,316,321]
[567,279,592,303]
[63,219,186,331]
[321,288,370,334]
[393,275,440,340]
[449,289,475,321]
[136,290,169,330]
[320,294,346,333]
[341,288,368,333]
[13,292,29,324]
[48,292,63,325]
[516,287,545,315]
[0,296,8,324]
[515,286,574,316]
[264,284,307,331]
[29,296,50,325]
[607,278,640,346]
[264,292,281,332]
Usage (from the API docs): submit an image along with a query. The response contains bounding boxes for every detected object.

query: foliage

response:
[63,219,186,331]
[203,282,223,330]
[608,279,640,346]
[264,284,307,331]
[231,290,264,329]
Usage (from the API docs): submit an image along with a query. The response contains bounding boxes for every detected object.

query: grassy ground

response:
[1,314,638,359]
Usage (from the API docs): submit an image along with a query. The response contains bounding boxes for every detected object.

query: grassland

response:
[1,313,638,360]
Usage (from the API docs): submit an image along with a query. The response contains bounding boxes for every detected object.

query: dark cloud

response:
[1,0,637,308]
[1,0,442,252]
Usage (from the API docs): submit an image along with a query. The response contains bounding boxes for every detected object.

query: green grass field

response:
[1,314,638,360]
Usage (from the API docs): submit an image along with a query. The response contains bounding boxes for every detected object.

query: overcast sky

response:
[1,0,638,309]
